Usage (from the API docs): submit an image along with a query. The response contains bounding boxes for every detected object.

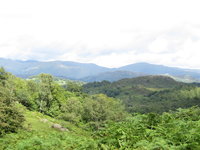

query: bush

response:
[0,130,98,150]
[94,107,200,149]
[0,102,25,136]
[0,68,25,136]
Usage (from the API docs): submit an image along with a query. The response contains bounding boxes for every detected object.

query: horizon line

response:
[0,57,199,70]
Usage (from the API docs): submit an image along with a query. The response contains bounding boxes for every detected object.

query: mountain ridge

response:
[0,58,200,82]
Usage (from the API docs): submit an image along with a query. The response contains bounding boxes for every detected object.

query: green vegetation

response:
[1,68,200,149]
[83,76,200,113]
[95,106,200,149]
[0,106,98,150]
[0,68,24,136]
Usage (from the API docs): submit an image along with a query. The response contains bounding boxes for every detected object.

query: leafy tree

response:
[59,97,84,123]
[37,74,54,113]
[82,94,127,129]
[12,78,37,110]
[0,68,24,136]
[0,101,24,136]
[64,81,83,93]
[0,67,9,86]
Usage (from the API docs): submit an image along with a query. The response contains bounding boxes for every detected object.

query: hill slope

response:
[83,75,184,96]
[0,106,97,150]
[83,75,200,113]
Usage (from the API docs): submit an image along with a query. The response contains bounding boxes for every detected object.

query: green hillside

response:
[0,105,98,150]
[83,75,200,113]
[2,68,200,149]
[2,104,200,149]
[83,75,184,94]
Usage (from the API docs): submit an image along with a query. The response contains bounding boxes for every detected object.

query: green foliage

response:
[8,72,128,129]
[64,81,83,93]
[0,68,25,136]
[1,71,128,128]
[0,131,98,150]
[83,76,200,113]
[0,103,25,136]
[12,78,37,110]
[83,76,182,95]
[2,106,200,149]
[0,67,9,86]
[1,68,200,149]
[82,94,127,128]
[59,97,84,123]
[59,94,128,128]
[25,74,76,117]
[37,74,54,113]
[94,107,200,149]
[0,109,98,150]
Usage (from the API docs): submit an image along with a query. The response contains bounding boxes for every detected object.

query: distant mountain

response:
[81,71,145,82]
[0,58,200,82]
[167,75,200,83]
[119,62,200,79]
[0,58,109,79]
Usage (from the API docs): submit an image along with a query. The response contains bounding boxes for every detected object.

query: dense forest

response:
[1,67,200,149]
[83,76,200,113]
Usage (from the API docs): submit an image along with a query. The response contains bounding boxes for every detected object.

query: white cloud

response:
[148,38,169,53]
[0,0,200,68]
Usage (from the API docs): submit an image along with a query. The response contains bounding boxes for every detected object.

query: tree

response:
[82,94,127,129]
[38,74,54,113]
[60,97,84,123]
[65,81,82,93]
[0,68,24,136]
[0,101,24,136]
[0,67,8,86]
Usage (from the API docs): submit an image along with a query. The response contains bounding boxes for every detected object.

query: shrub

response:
[0,102,25,136]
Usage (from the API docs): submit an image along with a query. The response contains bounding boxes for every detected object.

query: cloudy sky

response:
[0,0,200,68]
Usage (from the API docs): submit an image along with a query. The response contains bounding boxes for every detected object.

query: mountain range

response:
[0,58,200,82]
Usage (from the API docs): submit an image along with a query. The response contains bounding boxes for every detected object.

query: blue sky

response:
[0,0,200,68]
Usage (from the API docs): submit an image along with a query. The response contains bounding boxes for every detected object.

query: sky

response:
[0,0,200,69]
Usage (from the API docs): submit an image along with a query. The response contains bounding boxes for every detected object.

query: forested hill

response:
[2,68,200,149]
[83,75,185,95]
[83,75,200,113]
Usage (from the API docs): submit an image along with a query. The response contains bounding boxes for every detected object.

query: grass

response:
[0,105,98,150]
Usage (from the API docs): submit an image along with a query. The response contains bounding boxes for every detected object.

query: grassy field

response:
[0,105,98,150]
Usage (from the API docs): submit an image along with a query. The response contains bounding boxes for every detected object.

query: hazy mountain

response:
[81,71,145,82]
[0,58,200,81]
[0,58,109,79]
[119,62,200,80]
